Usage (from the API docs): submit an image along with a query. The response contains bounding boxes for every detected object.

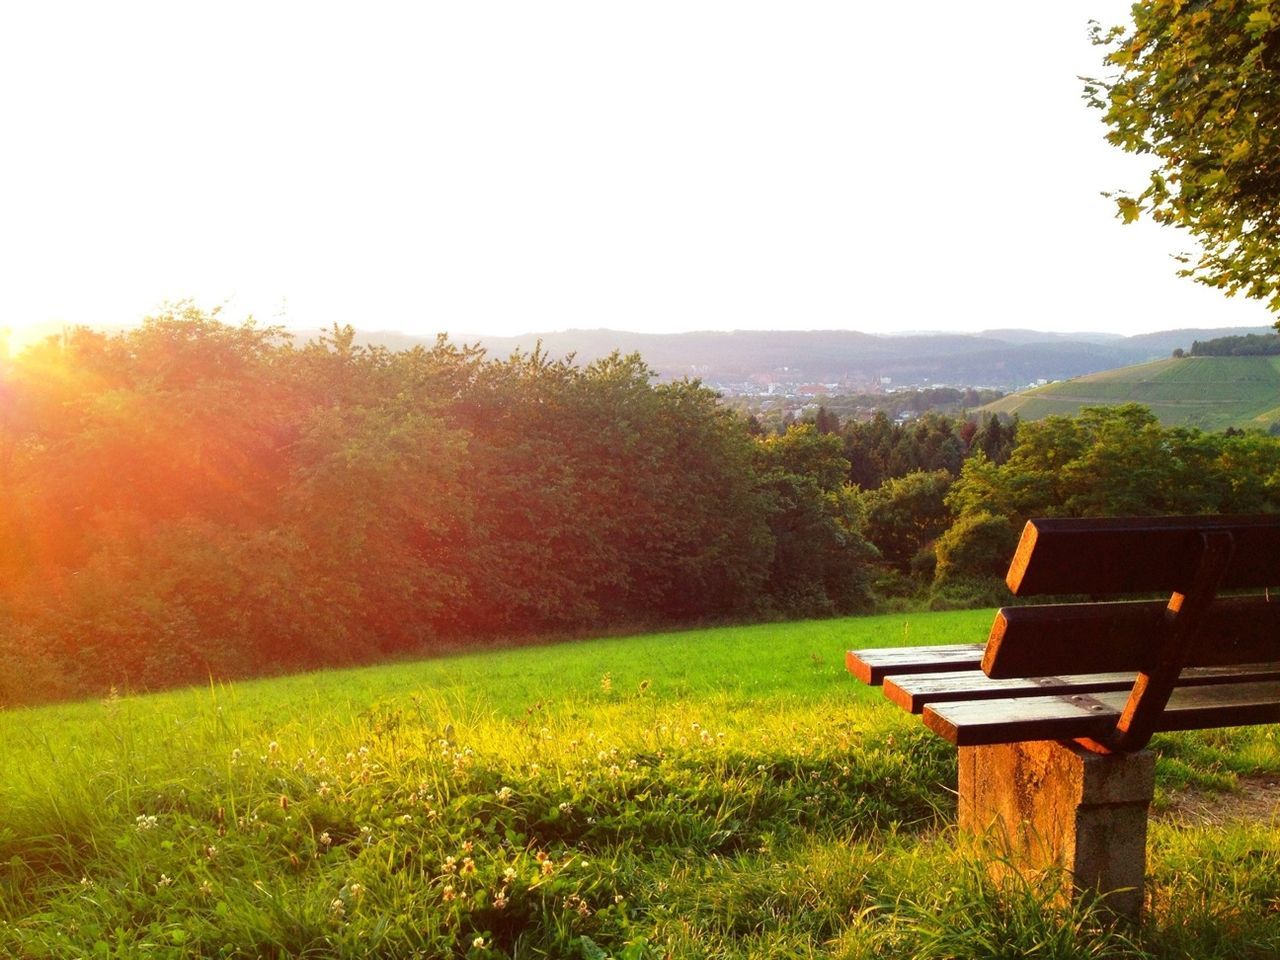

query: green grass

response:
[980,356,1280,431]
[0,610,1277,958]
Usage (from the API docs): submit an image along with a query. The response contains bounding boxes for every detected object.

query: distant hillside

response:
[978,356,1280,432]
[329,325,1275,391]
[9,320,1274,391]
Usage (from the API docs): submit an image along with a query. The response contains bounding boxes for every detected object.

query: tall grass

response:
[0,610,1276,958]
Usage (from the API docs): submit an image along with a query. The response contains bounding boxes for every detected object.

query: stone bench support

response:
[958,739,1156,922]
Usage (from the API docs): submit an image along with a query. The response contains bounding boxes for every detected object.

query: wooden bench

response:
[848,515,1280,920]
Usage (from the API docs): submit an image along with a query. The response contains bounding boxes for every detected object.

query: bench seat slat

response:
[845,645,983,685]
[984,595,1280,679]
[1007,515,1280,596]
[923,680,1280,746]
[886,663,1280,714]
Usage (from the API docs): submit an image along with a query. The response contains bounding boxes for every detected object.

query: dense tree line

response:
[846,403,1280,607]
[7,312,1279,707]
[839,410,1015,490]
[938,404,1280,597]
[1189,334,1280,356]
[739,387,1005,436]
[0,310,877,704]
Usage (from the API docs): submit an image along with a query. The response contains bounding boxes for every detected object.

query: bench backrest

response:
[988,515,1280,750]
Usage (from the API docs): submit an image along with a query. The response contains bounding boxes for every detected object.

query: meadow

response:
[1,609,1278,959]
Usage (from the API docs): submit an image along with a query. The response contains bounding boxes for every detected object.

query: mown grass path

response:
[1,610,1277,958]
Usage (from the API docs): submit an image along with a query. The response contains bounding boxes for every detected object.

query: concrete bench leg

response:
[958,740,1156,923]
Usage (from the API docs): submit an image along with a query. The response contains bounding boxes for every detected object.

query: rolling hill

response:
[978,355,1280,432]
[328,325,1273,391]
[10,321,1274,391]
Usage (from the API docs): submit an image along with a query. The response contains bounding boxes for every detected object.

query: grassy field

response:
[1,610,1278,958]
[979,356,1280,431]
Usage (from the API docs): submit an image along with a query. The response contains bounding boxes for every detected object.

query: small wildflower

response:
[460,857,476,876]
[503,867,516,882]
[614,893,624,904]
[330,898,345,918]
[473,936,486,949]
[495,786,513,801]
[462,840,474,853]
[205,845,218,860]
[493,890,508,909]
[600,673,613,693]
[134,814,158,832]
[443,856,457,874]
[156,873,174,889]
[442,884,456,901]
[230,749,241,763]
[79,876,93,887]
[198,880,213,897]
[268,741,280,755]
[319,831,332,847]
[347,883,364,901]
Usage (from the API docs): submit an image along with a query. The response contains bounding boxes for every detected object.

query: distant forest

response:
[3,309,1280,706]
[1189,333,1280,356]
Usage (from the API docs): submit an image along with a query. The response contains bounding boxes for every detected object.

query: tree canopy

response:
[0,309,891,704]
[1086,0,1280,315]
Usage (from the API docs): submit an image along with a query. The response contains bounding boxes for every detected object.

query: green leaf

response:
[1117,197,1142,223]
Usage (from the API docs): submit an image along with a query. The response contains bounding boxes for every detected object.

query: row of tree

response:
[1188,334,1280,356]
[935,404,1280,593]
[6,312,1280,706]
[0,310,882,704]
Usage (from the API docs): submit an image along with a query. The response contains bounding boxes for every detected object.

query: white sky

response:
[1,1,1275,341]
